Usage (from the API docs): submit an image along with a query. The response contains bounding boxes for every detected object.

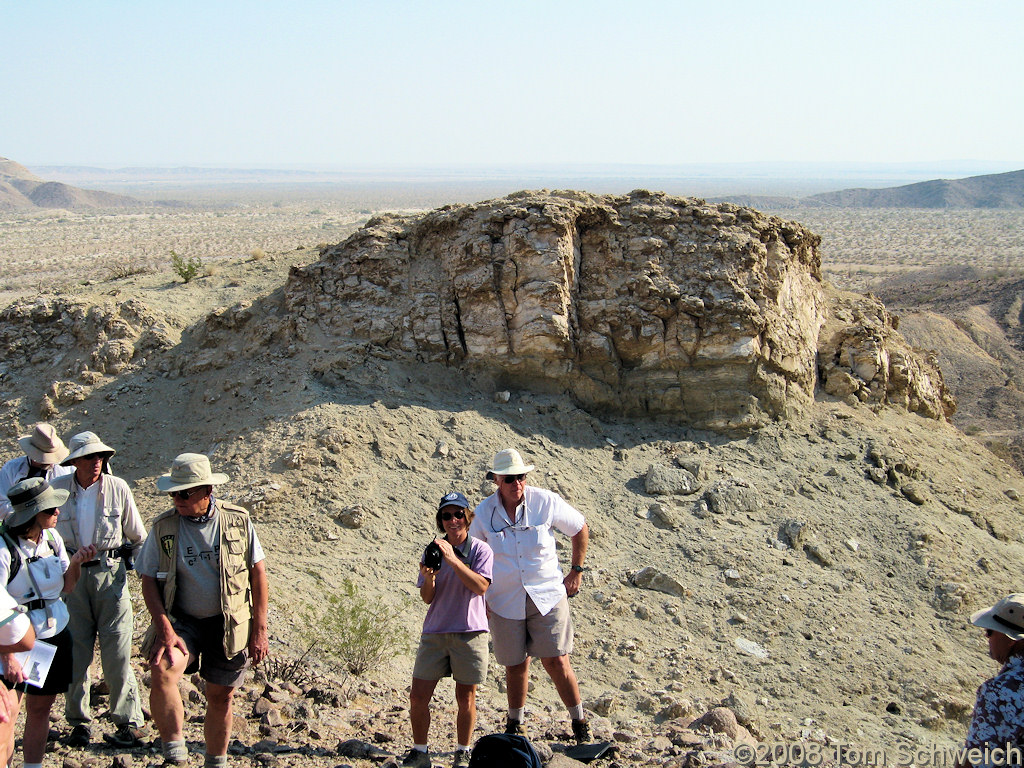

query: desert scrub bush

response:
[248,247,266,261]
[267,580,409,692]
[105,255,155,280]
[170,250,205,283]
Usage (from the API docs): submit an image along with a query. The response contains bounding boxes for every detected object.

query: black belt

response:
[81,560,103,568]
[24,599,46,611]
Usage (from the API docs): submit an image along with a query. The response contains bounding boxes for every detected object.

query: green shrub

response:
[170,250,204,283]
[267,580,409,692]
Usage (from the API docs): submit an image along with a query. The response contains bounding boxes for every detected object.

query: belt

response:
[24,599,47,611]
[81,560,102,568]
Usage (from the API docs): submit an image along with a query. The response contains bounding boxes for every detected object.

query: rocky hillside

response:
[0,156,140,210]
[0,193,1020,768]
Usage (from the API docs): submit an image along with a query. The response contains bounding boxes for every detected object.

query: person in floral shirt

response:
[963,594,1024,766]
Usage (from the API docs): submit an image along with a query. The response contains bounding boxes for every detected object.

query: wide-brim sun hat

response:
[490,448,535,476]
[17,423,69,465]
[156,453,229,493]
[61,431,116,465]
[971,594,1024,641]
[5,477,70,528]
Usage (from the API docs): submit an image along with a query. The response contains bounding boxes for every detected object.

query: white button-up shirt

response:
[469,485,585,620]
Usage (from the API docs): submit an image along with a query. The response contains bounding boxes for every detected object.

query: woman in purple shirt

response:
[402,492,493,768]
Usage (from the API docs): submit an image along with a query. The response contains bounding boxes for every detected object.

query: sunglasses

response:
[41,508,59,515]
[501,474,526,484]
[168,487,205,500]
[986,629,996,638]
[441,510,466,521]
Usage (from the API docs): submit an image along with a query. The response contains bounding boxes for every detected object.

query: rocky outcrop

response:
[818,288,955,419]
[0,296,176,415]
[286,190,953,430]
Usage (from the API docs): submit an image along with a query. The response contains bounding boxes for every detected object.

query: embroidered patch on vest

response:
[160,534,175,559]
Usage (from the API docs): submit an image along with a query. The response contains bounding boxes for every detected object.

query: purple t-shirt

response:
[416,536,493,634]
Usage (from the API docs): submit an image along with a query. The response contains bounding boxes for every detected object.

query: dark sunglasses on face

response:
[441,510,466,521]
[986,628,996,637]
[169,487,204,500]
[41,508,59,515]
[501,474,526,484]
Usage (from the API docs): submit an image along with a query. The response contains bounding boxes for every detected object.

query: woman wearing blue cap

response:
[402,492,493,768]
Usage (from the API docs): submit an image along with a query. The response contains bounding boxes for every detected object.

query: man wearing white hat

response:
[51,432,147,749]
[469,448,591,744]
[136,453,268,768]
[0,424,73,520]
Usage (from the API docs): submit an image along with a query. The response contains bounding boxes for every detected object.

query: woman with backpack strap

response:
[0,478,95,768]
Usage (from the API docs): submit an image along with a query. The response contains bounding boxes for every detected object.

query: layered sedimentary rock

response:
[285,189,951,430]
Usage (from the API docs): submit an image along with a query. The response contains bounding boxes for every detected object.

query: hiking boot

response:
[104,723,149,748]
[401,748,431,768]
[452,748,470,768]
[571,717,591,744]
[504,718,523,735]
[67,724,91,748]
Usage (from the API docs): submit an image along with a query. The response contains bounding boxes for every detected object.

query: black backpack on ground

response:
[469,733,542,768]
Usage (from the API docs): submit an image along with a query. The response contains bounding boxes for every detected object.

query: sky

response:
[2,0,1022,169]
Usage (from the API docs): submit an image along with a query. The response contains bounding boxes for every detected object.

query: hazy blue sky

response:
[2,0,1021,168]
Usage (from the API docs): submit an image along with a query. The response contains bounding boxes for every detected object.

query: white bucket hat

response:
[489,448,535,476]
[61,431,116,465]
[972,594,1024,641]
[17,423,69,464]
[5,477,70,528]
[156,453,229,493]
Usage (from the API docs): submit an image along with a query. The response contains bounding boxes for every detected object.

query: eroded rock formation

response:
[286,190,952,429]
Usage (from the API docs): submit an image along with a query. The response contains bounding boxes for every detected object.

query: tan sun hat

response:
[6,477,70,528]
[156,453,229,493]
[17,423,69,465]
[489,448,535,476]
[971,594,1024,641]
[61,431,116,465]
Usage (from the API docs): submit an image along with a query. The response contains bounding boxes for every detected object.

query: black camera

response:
[113,543,136,571]
[423,540,443,571]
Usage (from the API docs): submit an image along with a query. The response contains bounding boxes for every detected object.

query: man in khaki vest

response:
[53,432,147,748]
[136,454,268,768]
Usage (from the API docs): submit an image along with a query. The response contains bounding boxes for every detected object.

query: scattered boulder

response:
[630,567,686,598]
[645,464,700,496]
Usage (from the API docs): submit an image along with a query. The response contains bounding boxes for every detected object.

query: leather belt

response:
[81,560,102,568]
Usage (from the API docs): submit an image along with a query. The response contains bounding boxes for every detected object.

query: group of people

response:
[0,423,268,768]
[403,448,590,768]
[4,422,1018,767]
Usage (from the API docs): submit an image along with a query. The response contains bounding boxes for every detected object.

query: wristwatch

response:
[571,565,585,573]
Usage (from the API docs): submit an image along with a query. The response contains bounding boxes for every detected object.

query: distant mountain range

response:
[0,157,140,210]
[717,168,1024,209]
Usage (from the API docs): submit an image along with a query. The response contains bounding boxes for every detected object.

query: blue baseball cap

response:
[438,491,470,511]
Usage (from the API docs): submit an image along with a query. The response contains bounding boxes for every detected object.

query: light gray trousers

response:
[64,561,144,728]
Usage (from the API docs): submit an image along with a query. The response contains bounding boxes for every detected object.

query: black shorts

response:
[171,612,249,688]
[3,626,73,696]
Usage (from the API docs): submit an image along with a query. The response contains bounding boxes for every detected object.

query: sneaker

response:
[67,724,92,748]
[571,717,591,744]
[452,748,470,768]
[103,723,149,748]
[401,748,432,768]
[504,718,523,735]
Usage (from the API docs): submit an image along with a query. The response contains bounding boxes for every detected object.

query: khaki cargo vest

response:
[143,502,254,658]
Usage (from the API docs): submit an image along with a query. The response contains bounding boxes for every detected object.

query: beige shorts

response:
[490,596,574,666]
[412,631,489,686]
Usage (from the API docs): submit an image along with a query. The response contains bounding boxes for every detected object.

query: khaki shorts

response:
[490,596,574,666]
[412,631,489,686]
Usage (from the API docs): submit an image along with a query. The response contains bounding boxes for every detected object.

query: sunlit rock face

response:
[286,189,951,430]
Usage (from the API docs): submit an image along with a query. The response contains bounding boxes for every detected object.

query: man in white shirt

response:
[0,424,72,521]
[0,588,34,767]
[52,432,147,749]
[468,448,591,744]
